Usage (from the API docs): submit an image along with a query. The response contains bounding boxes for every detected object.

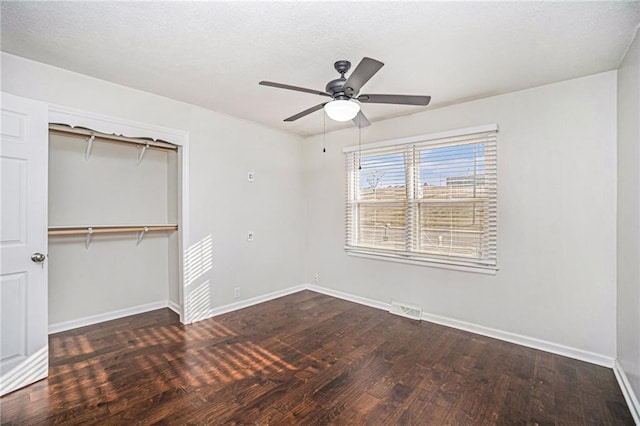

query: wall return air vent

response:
[389,301,422,320]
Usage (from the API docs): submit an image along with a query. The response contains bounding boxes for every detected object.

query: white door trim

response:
[47,104,190,323]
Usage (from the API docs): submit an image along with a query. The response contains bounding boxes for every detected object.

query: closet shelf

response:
[48,225,178,235]
[48,225,178,249]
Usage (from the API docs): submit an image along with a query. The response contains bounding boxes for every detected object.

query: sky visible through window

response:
[359,143,486,189]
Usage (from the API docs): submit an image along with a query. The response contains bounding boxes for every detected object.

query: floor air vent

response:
[389,301,422,320]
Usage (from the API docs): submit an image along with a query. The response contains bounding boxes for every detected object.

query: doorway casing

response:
[48,104,191,324]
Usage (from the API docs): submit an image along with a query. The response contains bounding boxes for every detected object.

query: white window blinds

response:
[345,125,498,270]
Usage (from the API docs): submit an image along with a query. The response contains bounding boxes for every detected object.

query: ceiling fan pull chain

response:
[323,112,326,153]
[358,125,362,170]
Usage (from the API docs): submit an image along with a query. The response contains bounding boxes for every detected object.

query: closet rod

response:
[49,124,178,151]
[48,225,178,236]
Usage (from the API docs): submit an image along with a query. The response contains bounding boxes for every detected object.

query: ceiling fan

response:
[259,57,431,128]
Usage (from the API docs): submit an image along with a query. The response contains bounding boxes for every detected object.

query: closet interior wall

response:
[48,131,179,327]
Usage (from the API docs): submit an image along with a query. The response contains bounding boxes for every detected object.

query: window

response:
[344,124,498,272]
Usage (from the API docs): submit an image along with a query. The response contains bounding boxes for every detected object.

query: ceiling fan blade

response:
[352,111,371,128]
[357,94,431,106]
[284,103,327,122]
[259,81,332,98]
[343,57,384,97]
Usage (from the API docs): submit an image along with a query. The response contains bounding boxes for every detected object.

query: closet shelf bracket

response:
[136,144,149,165]
[85,227,94,249]
[136,226,149,246]
[84,134,95,161]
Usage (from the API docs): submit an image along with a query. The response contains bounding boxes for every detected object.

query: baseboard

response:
[420,311,615,368]
[186,284,308,323]
[50,285,307,333]
[48,300,170,334]
[167,300,181,316]
[303,284,615,368]
[614,360,640,424]
[305,284,391,312]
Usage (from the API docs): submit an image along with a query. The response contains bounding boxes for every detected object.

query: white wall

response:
[302,71,618,358]
[617,27,640,411]
[1,52,306,324]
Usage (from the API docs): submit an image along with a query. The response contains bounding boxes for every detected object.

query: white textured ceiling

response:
[1,1,639,136]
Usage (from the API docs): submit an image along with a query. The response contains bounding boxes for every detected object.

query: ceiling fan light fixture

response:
[324,100,360,122]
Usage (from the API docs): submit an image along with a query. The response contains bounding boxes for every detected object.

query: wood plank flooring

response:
[0,290,634,425]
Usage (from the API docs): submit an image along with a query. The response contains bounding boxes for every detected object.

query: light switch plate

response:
[248,172,255,182]
[247,231,254,242]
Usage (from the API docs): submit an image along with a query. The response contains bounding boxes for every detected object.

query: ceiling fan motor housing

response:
[326,78,349,100]
[327,60,354,99]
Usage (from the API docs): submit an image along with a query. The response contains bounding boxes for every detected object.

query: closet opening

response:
[47,123,184,332]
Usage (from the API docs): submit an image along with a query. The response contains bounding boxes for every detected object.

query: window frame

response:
[343,124,498,274]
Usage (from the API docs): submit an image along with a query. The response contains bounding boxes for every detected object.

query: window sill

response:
[345,250,498,275]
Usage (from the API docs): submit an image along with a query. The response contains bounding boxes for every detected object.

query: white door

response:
[0,92,48,396]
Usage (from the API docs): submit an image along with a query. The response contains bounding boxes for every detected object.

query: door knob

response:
[31,253,46,263]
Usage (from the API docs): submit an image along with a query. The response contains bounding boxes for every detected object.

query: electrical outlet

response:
[248,171,255,182]
[247,231,254,242]
[234,287,240,299]
[313,274,319,284]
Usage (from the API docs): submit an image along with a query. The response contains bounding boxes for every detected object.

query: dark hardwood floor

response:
[0,290,634,425]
